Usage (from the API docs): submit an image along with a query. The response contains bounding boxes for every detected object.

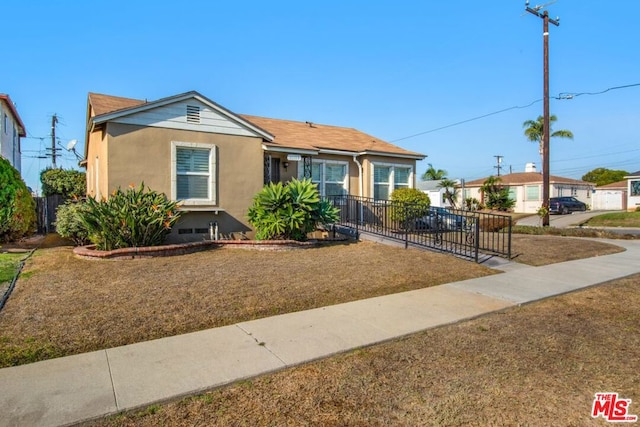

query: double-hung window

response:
[311,160,348,197]
[172,141,216,204]
[525,185,540,201]
[372,163,412,200]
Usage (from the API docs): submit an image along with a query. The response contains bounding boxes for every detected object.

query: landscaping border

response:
[72,237,349,260]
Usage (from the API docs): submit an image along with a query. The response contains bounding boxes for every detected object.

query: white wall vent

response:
[186,105,200,123]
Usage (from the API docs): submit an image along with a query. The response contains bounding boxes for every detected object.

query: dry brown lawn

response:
[93,274,640,427]
[0,233,624,368]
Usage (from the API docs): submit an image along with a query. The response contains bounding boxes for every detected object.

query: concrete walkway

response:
[2,239,640,427]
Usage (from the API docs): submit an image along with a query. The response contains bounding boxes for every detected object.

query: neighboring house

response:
[592,180,627,211]
[0,94,27,173]
[416,180,452,208]
[626,170,640,211]
[83,91,425,241]
[462,171,594,213]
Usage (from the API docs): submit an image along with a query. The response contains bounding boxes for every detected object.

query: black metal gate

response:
[328,196,512,262]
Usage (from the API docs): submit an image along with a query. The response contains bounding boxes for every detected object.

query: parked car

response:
[415,207,466,230]
[549,197,587,215]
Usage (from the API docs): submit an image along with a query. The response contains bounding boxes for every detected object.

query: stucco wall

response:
[92,123,264,240]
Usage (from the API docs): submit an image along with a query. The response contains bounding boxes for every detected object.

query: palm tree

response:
[438,178,459,208]
[421,163,447,181]
[522,115,573,169]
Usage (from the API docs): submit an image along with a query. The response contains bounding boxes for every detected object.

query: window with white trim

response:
[171,141,216,204]
[312,160,348,196]
[372,163,413,200]
[525,185,540,201]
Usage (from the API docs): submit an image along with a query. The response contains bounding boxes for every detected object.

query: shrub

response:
[247,178,340,241]
[55,202,90,246]
[40,168,86,198]
[0,157,36,242]
[478,216,511,232]
[464,197,483,211]
[390,188,431,229]
[80,184,182,250]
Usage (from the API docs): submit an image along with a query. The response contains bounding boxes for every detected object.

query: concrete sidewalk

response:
[2,239,639,427]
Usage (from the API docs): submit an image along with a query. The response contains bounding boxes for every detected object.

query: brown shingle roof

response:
[87,92,425,159]
[464,172,592,187]
[596,180,627,189]
[241,115,424,158]
[88,92,146,116]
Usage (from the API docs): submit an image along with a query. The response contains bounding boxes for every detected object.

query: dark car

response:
[549,197,587,215]
[415,207,466,230]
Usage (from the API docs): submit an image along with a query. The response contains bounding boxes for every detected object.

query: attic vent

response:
[186,105,200,123]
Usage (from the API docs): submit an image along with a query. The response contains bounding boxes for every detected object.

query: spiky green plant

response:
[247,178,340,241]
[80,184,182,250]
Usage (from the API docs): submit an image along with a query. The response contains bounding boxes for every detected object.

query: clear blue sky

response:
[4,0,639,193]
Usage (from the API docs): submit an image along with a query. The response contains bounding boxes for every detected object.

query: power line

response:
[391,82,640,143]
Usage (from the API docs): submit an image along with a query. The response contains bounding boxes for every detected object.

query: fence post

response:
[474,217,480,263]
[507,216,512,260]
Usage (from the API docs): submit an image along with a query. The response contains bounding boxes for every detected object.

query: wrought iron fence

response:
[327,195,512,262]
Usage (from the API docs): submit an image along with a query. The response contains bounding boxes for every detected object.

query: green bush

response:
[389,188,430,229]
[0,157,36,242]
[80,184,182,250]
[247,178,340,241]
[55,202,90,246]
[40,168,86,198]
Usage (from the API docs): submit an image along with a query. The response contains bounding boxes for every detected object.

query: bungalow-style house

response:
[0,94,27,173]
[83,91,425,241]
[592,180,627,211]
[462,168,594,213]
[626,170,640,211]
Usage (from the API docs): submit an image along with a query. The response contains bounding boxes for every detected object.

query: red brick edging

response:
[73,239,321,260]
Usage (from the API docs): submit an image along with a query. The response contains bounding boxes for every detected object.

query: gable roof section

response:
[242,115,425,159]
[625,170,640,178]
[88,91,274,141]
[464,172,592,187]
[86,91,425,160]
[596,180,628,190]
[0,94,27,137]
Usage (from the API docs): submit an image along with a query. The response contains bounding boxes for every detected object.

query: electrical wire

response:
[392,82,640,143]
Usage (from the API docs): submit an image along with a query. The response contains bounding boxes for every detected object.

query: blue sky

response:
[4,0,639,193]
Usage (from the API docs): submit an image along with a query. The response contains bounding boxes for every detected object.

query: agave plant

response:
[247,178,339,241]
[80,183,182,250]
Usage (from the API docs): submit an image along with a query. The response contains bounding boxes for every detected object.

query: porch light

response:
[283,161,289,170]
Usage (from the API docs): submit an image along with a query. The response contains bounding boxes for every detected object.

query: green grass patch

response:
[584,211,640,227]
[0,336,65,367]
[511,225,637,239]
[0,253,26,284]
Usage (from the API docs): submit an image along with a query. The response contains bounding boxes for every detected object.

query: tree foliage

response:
[581,168,629,187]
[247,178,340,241]
[421,163,447,181]
[522,115,573,171]
[480,176,515,211]
[55,202,90,246]
[0,157,36,242]
[40,168,86,198]
[438,178,459,208]
[80,184,182,250]
[390,188,431,227]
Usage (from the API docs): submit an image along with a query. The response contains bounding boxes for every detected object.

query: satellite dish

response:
[66,139,78,151]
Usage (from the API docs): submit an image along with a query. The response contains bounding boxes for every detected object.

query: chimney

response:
[525,162,537,173]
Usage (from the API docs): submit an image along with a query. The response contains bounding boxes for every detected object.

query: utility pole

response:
[494,155,503,176]
[525,1,559,226]
[50,114,58,167]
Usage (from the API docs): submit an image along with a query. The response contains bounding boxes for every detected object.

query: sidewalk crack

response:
[235,324,287,366]
[104,350,120,410]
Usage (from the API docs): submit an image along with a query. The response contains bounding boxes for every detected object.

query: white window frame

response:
[371,162,414,200]
[311,159,349,197]
[171,141,217,205]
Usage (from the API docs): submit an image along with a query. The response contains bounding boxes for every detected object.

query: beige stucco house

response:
[462,171,594,214]
[0,94,27,173]
[83,91,425,241]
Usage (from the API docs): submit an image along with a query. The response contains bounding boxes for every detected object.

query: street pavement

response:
[1,239,640,426]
